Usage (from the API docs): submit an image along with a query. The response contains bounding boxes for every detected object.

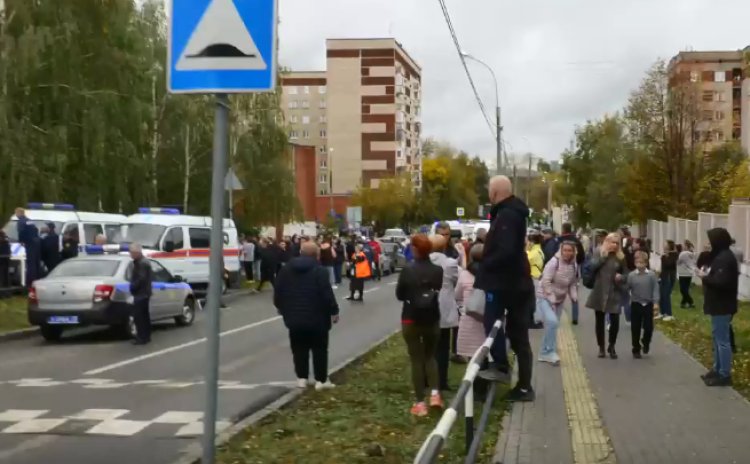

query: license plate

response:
[47,316,79,325]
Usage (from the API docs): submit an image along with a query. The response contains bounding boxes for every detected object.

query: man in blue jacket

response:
[274,241,340,391]
[475,176,535,402]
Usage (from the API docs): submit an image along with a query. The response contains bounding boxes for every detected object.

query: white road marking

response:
[84,382,129,389]
[67,409,129,421]
[70,378,113,385]
[363,286,381,293]
[86,419,150,436]
[2,419,66,434]
[130,380,167,385]
[153,381,199,389]
[388,281,398,285]
[84,315,282,375]
[9,379,64,387]
[175,421,231,437]
[0,410,48,422]
[152,411,203,424]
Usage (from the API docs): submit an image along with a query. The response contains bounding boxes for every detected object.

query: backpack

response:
[410,278,439,318]
[581,255,597,289]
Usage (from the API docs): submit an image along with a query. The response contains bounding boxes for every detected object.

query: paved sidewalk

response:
[494,300,750,464]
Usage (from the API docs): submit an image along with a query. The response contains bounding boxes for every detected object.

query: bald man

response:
[274,240,340,390]
[476,175,536,402]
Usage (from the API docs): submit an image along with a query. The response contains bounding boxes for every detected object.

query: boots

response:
[607,344,618,359]
[598,346,606,358]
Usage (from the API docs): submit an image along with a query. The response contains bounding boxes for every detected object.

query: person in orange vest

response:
[346,244,372,302]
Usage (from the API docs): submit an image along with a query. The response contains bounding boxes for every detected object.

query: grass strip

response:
[0,296,29,333]
[217,333,508,464]
[658,286,750,398]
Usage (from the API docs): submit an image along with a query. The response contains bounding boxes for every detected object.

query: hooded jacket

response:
[475,195,533,293]
[701,228,739,316]
[274,256,339,331]
[538,251,578,306]
[429,251,460,328]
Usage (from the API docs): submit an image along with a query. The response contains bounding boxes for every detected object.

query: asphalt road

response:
[0,275,401,464]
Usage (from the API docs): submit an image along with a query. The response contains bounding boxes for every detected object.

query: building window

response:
[319,174,327,184]
[289,130,298,139]
[714,71,726,82]
[319,86,327,94]
[716,130,725,142]
[690,71,699,83]
[320,159,328,169]
[702,90,714,102]
[319,100,327,109]
[290,115,298,124]
[287,86,298,95]
[303,86,310,94]
[302,115,310,124]
[302,130,310,139]
[318,146,327,154]
[288,100,298,109]
[320,129,327,138]
[319,115,327,123]
[715,111,725,121]
[715,92,726,102]
[301,100,310,109]
[702,110,713,121]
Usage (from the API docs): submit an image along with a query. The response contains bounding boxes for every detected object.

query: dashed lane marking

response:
[558,312,617,464]
[0,378,296,391]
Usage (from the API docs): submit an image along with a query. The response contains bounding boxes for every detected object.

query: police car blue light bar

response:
[27,203,75,211]
[84,244,130,254]
[138,207,180,214]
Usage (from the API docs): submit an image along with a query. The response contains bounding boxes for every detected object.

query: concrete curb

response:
[170,328,400,464]
[0,327,39,343]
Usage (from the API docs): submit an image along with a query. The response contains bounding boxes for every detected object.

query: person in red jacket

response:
[368,238,383,281]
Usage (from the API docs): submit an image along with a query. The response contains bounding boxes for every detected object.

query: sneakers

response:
[314,381,336,391]
[704,375,732,387]
[429,393,444,409]
[662,315,674,322]
[632,351,642,359]
[538,352,560,365]
[654,313,663,320]
[332,285,339,290]
[296,378,308,389]
[700,370,719,381]
[410,402,429,417]
[507,385,535,402]
[598,347,606,358]
[642,342,650,354]
[607,344,618,359]
[478,368,511,383]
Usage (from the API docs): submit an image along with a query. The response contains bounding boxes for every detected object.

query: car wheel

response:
[40,325,63,342]
[175,298,196,326]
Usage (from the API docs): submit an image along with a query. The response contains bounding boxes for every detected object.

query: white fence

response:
[643,200,749,301]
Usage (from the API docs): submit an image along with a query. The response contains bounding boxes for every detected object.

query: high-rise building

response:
[280,38,423,218]
[667,47,750,154]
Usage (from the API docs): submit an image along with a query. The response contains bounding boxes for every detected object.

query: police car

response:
[116,208,240,294]
[28,244,197,342]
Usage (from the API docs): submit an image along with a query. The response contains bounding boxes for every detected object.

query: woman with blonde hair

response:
[586,232,627,359]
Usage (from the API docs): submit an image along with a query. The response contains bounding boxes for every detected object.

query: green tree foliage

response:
[0,0,297,226]
[351,174,415,230]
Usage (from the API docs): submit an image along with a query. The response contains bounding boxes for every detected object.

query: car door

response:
[160,226,187,277]
[187,227,211,285]
[148,260,173,320]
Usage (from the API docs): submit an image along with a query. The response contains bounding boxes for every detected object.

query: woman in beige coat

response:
[586,233,627,359]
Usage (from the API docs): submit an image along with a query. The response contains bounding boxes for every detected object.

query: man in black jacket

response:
[274,241,340,390]
[699,228,739,387]
[40,223,61,274]
[129,243,154,345]
[476,176,535,402]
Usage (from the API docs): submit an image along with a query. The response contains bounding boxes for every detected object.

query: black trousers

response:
[595,311,619,348]
[289,329,329,383]
[257,271,275,291]
[243,261,253,281]
[451,325,459,356]
[630,302,654,353]
[132,298,151,342]
[349,277,364,299]
[483,289,533,390]
[0,259,9,287]
[436,328,452,390]
[678,276,694,306]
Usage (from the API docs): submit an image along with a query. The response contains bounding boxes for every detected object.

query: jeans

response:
[711,314,732,378]
[289,329,329,383]
[325,266,335,286]
[537,298,560,356]
[484,290,533,390]
[595,311,619,347]
[630,302,654,353]
[678,276,694,307]
[659,275,674,316]
[621,292,632,323]
[436,328,452,390]
[131,298,151,343]
[402,323,440,401]
[333,263,342,284]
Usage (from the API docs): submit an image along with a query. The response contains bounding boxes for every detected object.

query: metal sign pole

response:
[202,93,230,464]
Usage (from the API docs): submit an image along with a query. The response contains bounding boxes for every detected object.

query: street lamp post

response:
[461,52,503,174]
[328,148,335,220]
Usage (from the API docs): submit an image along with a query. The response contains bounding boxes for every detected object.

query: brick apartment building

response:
[280,38,423,222]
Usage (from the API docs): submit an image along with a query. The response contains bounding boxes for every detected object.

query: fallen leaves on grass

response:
[0,296,29,333]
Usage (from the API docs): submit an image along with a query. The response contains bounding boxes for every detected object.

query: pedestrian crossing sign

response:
[168,0,278,93]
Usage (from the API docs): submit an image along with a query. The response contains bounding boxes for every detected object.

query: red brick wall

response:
[292,144,317,221]
[314,195,352,222]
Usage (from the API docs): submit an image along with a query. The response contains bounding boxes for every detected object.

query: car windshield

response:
[49,260,120,278]
[119,224,166,249]
[2,220,64,242]
[384,229,403,237]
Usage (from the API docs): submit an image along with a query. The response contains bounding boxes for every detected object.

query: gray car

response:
[28,255,197,342]
[381,242,408,273]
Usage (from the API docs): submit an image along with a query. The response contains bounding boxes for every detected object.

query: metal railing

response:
[413,319,503,464]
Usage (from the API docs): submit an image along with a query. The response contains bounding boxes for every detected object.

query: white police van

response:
[117,208,240,294]
[3,203,128,286]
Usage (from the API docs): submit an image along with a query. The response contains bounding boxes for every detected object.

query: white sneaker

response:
[538,353,560,365]
[654,314,663,320]
[332,285,339,289]
[296,378,308,389]
[314,380,335,391]
[662,315,674,322]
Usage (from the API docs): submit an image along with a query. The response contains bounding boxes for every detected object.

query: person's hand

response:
[332,315,340,324]
[615,273,623,283]
[653,303,660,311]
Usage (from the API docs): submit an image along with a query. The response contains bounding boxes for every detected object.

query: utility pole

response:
[496,106,503,174]
[526,154,532,204]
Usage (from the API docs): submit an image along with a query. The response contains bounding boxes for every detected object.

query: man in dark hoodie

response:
[475,176,535,402]
[698,228,739,387]
[274,241,339,390]
[40,222,61,273]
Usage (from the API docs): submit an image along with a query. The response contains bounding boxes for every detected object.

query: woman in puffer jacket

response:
[537,241,579,365]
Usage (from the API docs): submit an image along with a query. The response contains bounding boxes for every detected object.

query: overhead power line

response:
[436,0,496,138]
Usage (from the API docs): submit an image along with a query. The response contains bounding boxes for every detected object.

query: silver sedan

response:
[28,255,197,342]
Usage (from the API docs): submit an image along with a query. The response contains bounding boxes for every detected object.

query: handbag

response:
[466,288,486,317]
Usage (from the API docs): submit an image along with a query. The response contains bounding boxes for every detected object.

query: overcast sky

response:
[276,0,749,165]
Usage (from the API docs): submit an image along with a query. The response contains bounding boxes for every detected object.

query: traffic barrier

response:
[413,319,502,464]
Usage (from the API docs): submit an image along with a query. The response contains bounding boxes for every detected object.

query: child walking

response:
[626,251,659,358]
